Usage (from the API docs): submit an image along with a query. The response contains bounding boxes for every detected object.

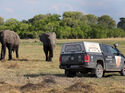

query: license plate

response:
[70,65,79,68]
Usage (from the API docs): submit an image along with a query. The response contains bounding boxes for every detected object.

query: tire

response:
[94,64,103,78]
[65,70,76,77]
[120,64,125,76]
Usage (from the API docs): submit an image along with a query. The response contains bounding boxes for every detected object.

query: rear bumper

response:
[60,63,95,70]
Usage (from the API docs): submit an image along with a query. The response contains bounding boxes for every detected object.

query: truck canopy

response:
[61,41,102,54]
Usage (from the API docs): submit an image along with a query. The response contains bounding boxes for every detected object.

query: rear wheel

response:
[65,70,76,77]
[94,64,103,78]
[120,64,125,76]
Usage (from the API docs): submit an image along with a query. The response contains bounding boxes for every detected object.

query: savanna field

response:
[0,38,125,93]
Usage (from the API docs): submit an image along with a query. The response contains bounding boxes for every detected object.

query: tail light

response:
[59,55,62,64]
[84,54,90,62]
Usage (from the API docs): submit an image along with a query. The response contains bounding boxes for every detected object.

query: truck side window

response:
[109,46,118,54]
[101,45,109,54]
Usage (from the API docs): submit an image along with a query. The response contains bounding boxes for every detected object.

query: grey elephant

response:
[0,30,20,60]
[40,32,56,62]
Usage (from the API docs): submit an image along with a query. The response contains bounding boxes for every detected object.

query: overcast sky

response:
[0,0,125,23]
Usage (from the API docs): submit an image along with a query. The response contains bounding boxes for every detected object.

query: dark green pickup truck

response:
[59,42,125,78]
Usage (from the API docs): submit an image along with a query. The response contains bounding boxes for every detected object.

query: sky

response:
[0,0,125,23]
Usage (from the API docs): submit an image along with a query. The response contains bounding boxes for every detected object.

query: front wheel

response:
[94,64,103,78]
[120,64,125,76]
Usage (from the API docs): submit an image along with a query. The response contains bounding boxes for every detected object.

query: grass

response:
[0,38,125,93]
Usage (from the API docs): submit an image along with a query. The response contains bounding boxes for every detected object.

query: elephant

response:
[40,32,56,62]
[0,30,20,60]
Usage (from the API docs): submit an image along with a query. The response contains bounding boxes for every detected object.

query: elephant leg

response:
[43,45,49,61]
[16,45,19,58]
[48,46,53,62]
[8,45,12,60]
[0,44,6,60]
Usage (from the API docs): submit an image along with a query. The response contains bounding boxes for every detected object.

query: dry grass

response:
[65,81,104,93]
[0,38,125,93]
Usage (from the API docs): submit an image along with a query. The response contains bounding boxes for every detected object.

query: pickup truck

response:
[59,41,125,78]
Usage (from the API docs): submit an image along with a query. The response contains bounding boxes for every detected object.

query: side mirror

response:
[114,43,118,48]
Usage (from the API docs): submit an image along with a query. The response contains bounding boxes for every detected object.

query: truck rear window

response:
[65,44,82,52]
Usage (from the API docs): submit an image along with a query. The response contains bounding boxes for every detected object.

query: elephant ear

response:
[48,32,56,48]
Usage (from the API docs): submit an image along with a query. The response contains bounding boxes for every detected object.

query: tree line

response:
[0,11,125,39]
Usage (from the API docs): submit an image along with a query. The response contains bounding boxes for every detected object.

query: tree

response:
[117,17,125,31]
[86,14,98,24]
[91,24,107,38]
[63,11,84,20]
[71,27,84,38]
[0,25,8,30]
[62,11,85,28]
[46,14,60,22]
[98,15,116,28]
[57,26,71,39]
[111,28,125,38]
[28,14,47,24]
[0,17,4,25]
[80,24,92,38]
[5,18,19,26]
[4,18,19,31]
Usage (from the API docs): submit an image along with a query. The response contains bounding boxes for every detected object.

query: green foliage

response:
[98,15,116,28]
[91,24,107,38]
[117,17,125,31]
[0,17,4,25]
[63,11,83,20]
[86,14,98,24]
[0,12,125,39]
[5,18,19,26]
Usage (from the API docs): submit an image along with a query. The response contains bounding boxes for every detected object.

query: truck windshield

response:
[65,44,82,52]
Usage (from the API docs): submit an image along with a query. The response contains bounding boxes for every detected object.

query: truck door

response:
[108,46,122,70]
[101,45,115,70]
[101,44,124,71]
